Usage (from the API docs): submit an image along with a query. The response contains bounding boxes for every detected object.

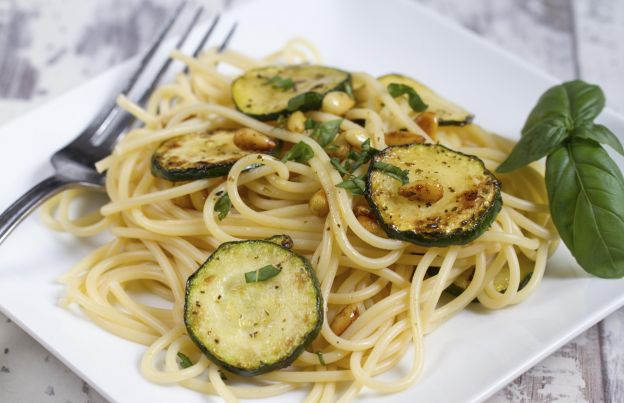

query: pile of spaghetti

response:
[40,39,558,402]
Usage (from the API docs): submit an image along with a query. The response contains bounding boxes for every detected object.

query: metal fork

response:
[0,5,237,245]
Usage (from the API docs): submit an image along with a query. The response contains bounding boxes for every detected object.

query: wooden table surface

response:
[0,0,622,402]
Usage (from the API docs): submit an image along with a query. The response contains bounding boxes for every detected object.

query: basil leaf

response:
[266,75,294,91]
[496,120,569,173]
[282,141,315,164]
[387,83,428,112]
[562,80,605,126]
[330,157,350,175]
[373,161,409,184]
[177,352,193,369]
[287,92,324,112]
[304,118,319,131]
[573,123,624,156]
[343,80,354,98]
[336,175,366,195]
[244,265,282,283]
[309,119,343,147]
[316,351,326,366]
[521,85,572,135]
[214,193,231,221]
[518,272,533,291]
[546,138,624,278]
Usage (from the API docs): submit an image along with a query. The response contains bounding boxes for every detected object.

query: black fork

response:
[0,4,238,245]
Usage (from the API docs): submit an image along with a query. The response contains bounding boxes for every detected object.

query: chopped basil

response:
[316,351,326,366]
[214,193,231,221]
[287,92,324,112]
[343,80,354,98]
[266,75,294,91]
[177,352,193,369]
[244,265,281,283]
[387,83,428,112]
[336,175,366,195]
[282,141,315,164]
[373,161,409,184]
[306,119,343,147]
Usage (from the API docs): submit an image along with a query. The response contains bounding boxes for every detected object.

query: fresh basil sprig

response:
[387,83,428,112]
[497,80,624,278]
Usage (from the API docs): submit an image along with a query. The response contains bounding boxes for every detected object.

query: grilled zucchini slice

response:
[232,65,351,121]
[365,144,501,246]
[379,74,473,126]
[184,240,323,376]
[151,129,278,181]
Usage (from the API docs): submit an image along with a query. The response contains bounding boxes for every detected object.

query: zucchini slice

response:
[184,240,323,376]
[379,74,473,126]
[232,65,351,121]
[264,234,294,249]
[151,129,277,181]
[365,144,501,246]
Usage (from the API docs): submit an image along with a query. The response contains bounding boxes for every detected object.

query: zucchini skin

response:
[232,65,352,121]
[184,240,323,376]
[365,144,502,247]
[379,73,474,126]
[151,155,235,181]
[151,132,281,182]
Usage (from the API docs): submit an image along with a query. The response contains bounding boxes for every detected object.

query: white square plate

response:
[1,0,623,402]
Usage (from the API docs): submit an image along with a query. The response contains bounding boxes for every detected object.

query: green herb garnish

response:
[177,352,193,369]
[373,161,409,185]
[244,265,281,283]
[287,92,324,112]
[387,83,428,112]
[282,141,315,164]
[331,139,380,196]
[497,80,624,278]
[336,175,366,195]
[214,193,231,221]
[306,119,343,147]
[266,75,294,91]
[316,351,326,366]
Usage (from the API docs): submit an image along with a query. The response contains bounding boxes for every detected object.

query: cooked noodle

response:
[40,38,558,402]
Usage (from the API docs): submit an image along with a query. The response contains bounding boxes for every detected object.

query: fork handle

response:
[0,175,71,245]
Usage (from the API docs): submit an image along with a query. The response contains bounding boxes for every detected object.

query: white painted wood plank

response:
[574,0,624,113]
[600,309,624,403]
[414,0,577,79]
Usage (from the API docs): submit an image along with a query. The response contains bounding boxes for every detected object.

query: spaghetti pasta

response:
[41,38,558,402]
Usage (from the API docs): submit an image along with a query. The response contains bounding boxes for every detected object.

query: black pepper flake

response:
[0,366,9,373]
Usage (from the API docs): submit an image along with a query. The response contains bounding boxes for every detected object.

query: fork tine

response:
[135,7,207,105]
[96,18,237,153]
[119,1,188,99]
[218,22,238,53]
[192,15,221,57]
[74,1,188,147]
